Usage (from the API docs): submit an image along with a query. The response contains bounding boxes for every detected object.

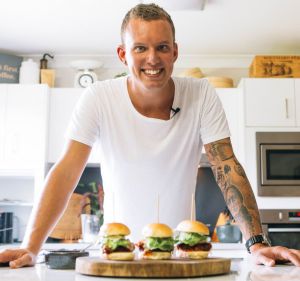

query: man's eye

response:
[158,45,170,52]
[134,46,146,52]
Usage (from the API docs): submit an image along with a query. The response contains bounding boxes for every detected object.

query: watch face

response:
[79,73,94,88]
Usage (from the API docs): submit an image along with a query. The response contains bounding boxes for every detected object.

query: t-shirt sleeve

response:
[199,80,231,144]
[65,85,101,147]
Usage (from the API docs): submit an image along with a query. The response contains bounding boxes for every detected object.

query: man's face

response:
[118,18,178,92]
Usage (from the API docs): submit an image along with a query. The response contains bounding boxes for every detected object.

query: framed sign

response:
[0,53,23,83]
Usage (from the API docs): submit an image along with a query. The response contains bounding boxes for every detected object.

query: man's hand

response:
[251,245,300,267]
[0,248,36,268]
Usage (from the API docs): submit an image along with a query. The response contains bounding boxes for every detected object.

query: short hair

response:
[121,3,176,43]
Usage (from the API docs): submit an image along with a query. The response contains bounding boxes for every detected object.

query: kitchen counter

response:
[1,244,299,281]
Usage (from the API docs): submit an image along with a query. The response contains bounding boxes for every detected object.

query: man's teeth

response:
[144,69,161,75]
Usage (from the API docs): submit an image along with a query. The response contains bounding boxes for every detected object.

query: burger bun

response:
[175,249,209,259]
[103,252,135,261]
[176,220,209,236]
[99,222,130,237]
[142,223,173,238]
[141,251,171,260]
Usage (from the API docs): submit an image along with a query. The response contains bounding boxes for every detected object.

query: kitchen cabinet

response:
[241,78,296,127]
[0,84,49,175]
[0,84,49,241]
[47,88,99,164]
[217,88,244,164]
[295,79,300,126]
[0,85,6,166]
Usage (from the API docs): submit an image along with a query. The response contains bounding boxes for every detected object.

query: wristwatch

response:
[245,234,271,254]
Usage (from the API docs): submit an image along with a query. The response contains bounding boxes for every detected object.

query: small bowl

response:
[45,250,89,269]
[216,223,242,243]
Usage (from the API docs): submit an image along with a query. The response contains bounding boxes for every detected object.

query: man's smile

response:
[142,68,164,76]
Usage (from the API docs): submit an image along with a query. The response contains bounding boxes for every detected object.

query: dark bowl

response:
[216,224,242,243]
[45,250,89,269]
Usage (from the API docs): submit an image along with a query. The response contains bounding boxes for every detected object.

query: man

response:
[0,3,299,268]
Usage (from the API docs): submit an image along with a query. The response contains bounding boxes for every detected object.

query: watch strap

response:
[245,234,271,253]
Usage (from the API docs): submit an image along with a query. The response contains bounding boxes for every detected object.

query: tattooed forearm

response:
[204,138,262,239]
[206,139,234,162]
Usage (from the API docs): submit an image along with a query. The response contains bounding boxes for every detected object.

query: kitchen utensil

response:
[76,257,231,277]
[45,250,89,269]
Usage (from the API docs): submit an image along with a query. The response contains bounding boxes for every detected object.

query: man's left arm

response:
[204,137,300,266]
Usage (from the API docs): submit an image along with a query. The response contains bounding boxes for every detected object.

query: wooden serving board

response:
[75,257,231,278]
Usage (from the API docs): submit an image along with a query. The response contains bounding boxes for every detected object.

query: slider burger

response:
[99,222,135,260]
[136,223,174,260]
[175,220,212,259]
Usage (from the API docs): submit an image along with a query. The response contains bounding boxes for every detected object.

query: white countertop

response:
[1,243,299,281]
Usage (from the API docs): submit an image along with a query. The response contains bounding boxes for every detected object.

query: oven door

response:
[260,144,300,186]
[266,224,300,249]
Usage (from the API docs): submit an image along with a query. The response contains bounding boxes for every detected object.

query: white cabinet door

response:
[0,85,7,167]
[295,79,300,127]
[243,78,295,127]
[48,88,83,163]
[217,88,244,163]
[3,85,49,171]
[48,88,100,164]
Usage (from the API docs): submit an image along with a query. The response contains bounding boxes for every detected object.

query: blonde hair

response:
[121,3,175,43]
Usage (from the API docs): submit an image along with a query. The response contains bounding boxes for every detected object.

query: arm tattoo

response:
[204,138,262,239]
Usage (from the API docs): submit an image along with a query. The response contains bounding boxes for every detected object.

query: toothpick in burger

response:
[175,220,212,259]
[136,223,174,260]
[99,222,135,260]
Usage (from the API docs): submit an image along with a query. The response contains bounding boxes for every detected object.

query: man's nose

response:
[147,49,160,64]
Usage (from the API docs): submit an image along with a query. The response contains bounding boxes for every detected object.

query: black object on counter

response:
[45,250,89,269]
[0,212,13,244]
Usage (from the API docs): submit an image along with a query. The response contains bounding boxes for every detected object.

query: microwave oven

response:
[256,132,300,196]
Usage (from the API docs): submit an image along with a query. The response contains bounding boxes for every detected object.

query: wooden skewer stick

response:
[112,192,115,222]
[190,193,195,221]
[157,194,160,223]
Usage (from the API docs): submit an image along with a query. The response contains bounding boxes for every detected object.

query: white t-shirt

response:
[66,76,230,241]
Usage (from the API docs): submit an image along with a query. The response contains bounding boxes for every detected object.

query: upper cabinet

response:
[47,88,99,164]
[241,78,296,127]
[0,84,49,175]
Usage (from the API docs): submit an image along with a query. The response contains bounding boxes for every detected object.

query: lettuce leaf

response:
[102,235,131,251]
[145,237,174,251]
[175,232,209,246]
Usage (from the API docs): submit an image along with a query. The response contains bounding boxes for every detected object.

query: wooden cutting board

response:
[75,257,231,278]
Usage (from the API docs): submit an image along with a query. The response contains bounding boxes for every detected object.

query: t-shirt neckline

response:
[122,76,178,123]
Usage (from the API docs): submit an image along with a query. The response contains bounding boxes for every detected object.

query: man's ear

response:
[173,42,178,63]
[117,45,127,65]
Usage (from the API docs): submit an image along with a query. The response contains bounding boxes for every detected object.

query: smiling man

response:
[0,3,300,268]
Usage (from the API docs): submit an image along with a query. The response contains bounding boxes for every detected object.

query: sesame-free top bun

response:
[103,252,135,261]
[176,220,209,236]
[99,222,130,236]
[142,223,173,238]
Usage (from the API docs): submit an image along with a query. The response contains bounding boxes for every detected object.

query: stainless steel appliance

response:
[260,209,300,249]
[256,132,300,196]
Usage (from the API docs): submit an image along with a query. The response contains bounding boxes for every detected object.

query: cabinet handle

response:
[285,98,289,119]
[268,228,300,232]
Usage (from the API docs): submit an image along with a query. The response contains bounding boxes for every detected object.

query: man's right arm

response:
[0,140,91,268]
